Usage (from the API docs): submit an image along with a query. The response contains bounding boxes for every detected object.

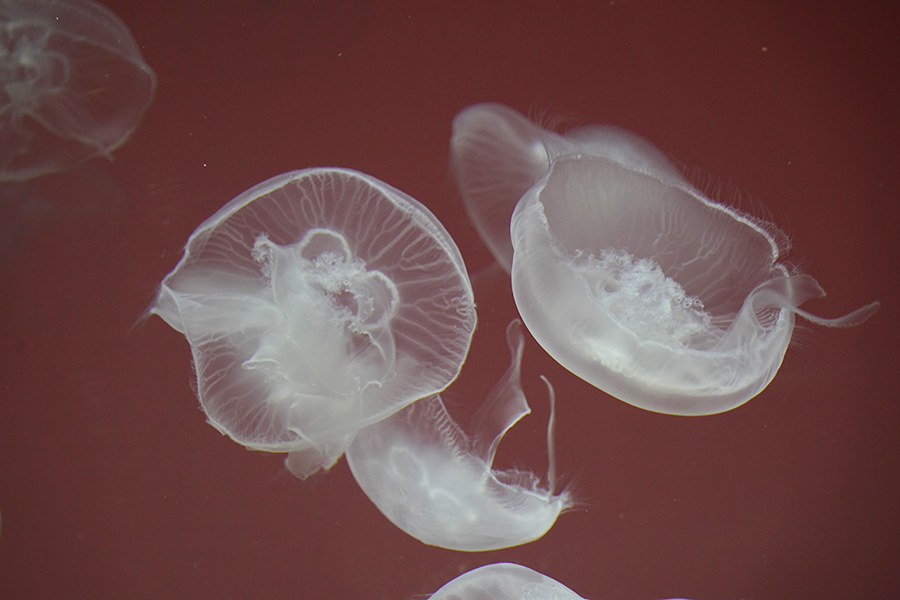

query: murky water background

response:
[1,1,897,598]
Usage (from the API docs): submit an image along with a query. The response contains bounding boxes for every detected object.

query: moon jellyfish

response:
[0,0,157,181]
[452,103,880,416]
[346,320,571,551]
[429,562,696,600]
[151,168,476,478]
[430,563,586,600]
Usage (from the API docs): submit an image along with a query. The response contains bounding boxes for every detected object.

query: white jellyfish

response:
[429,562,695,600]
[150,168,476,478]
[429,563,585,600]
[0,0,156,181]
[451,103,879,416]
[346,320,571,551]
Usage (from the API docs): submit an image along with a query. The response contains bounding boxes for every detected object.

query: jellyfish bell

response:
[450,103,553,272]
[345,320,571,552]
[452,103,879,415]
[429,563,586,600]
[451,102,684,273]
[530,160,883,413]
[151,168,476,478]
[0,0,156,181]
[511,149,879,416]
[429,562,694,600]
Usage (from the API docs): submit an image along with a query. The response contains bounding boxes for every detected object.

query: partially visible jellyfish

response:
[429,563,585,600]
[452,103,687,273]
[0,0,156,181]
[452,103,879,415]
[150,168,476,478]
[429,562,695,600]
[450,103,556,272]
[346,320,571,551]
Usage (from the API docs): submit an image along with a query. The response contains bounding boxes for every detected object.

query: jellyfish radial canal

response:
[452,103,880,416]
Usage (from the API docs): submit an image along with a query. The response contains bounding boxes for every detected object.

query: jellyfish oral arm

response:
[749,274,881,328]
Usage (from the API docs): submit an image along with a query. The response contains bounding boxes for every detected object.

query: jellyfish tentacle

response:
[794,301,881,327]
[747,274,881,328]
[539,375,560,494]
[468,319,529,465]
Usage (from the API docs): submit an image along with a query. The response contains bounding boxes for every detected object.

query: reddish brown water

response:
[1,1,897,599]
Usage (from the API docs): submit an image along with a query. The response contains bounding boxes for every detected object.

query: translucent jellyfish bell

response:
[450,103,556,272]
[429,562,694,600]
[452,103,879,415]
[346,320,571,551]
[0,0,157,181]
[452,103,708,273]
[151,168,476,478]
[430,563,586,600]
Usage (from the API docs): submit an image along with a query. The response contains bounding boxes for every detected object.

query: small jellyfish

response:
[429,562,695,600]
[429,563,586,600]
[346,320,571,551]
[150,168,476,478]
[0,0,156,181]
[452,103,879,415]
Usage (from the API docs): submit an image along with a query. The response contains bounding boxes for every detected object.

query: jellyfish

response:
[429,563,586,600]
[451,103,880,416]
[429,562,696,600]
[0,0,156,181]
[150,168,477,478]
[346,320,571,551]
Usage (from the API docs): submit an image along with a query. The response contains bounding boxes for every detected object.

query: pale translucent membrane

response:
[451,102,685,272]
[346,320,571,551]
[454,103,880,415]
[151,168,476,478]
[429,562,694,600]
[0,0,156,181]
[430,563,585,600]
[451,103,552,272]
